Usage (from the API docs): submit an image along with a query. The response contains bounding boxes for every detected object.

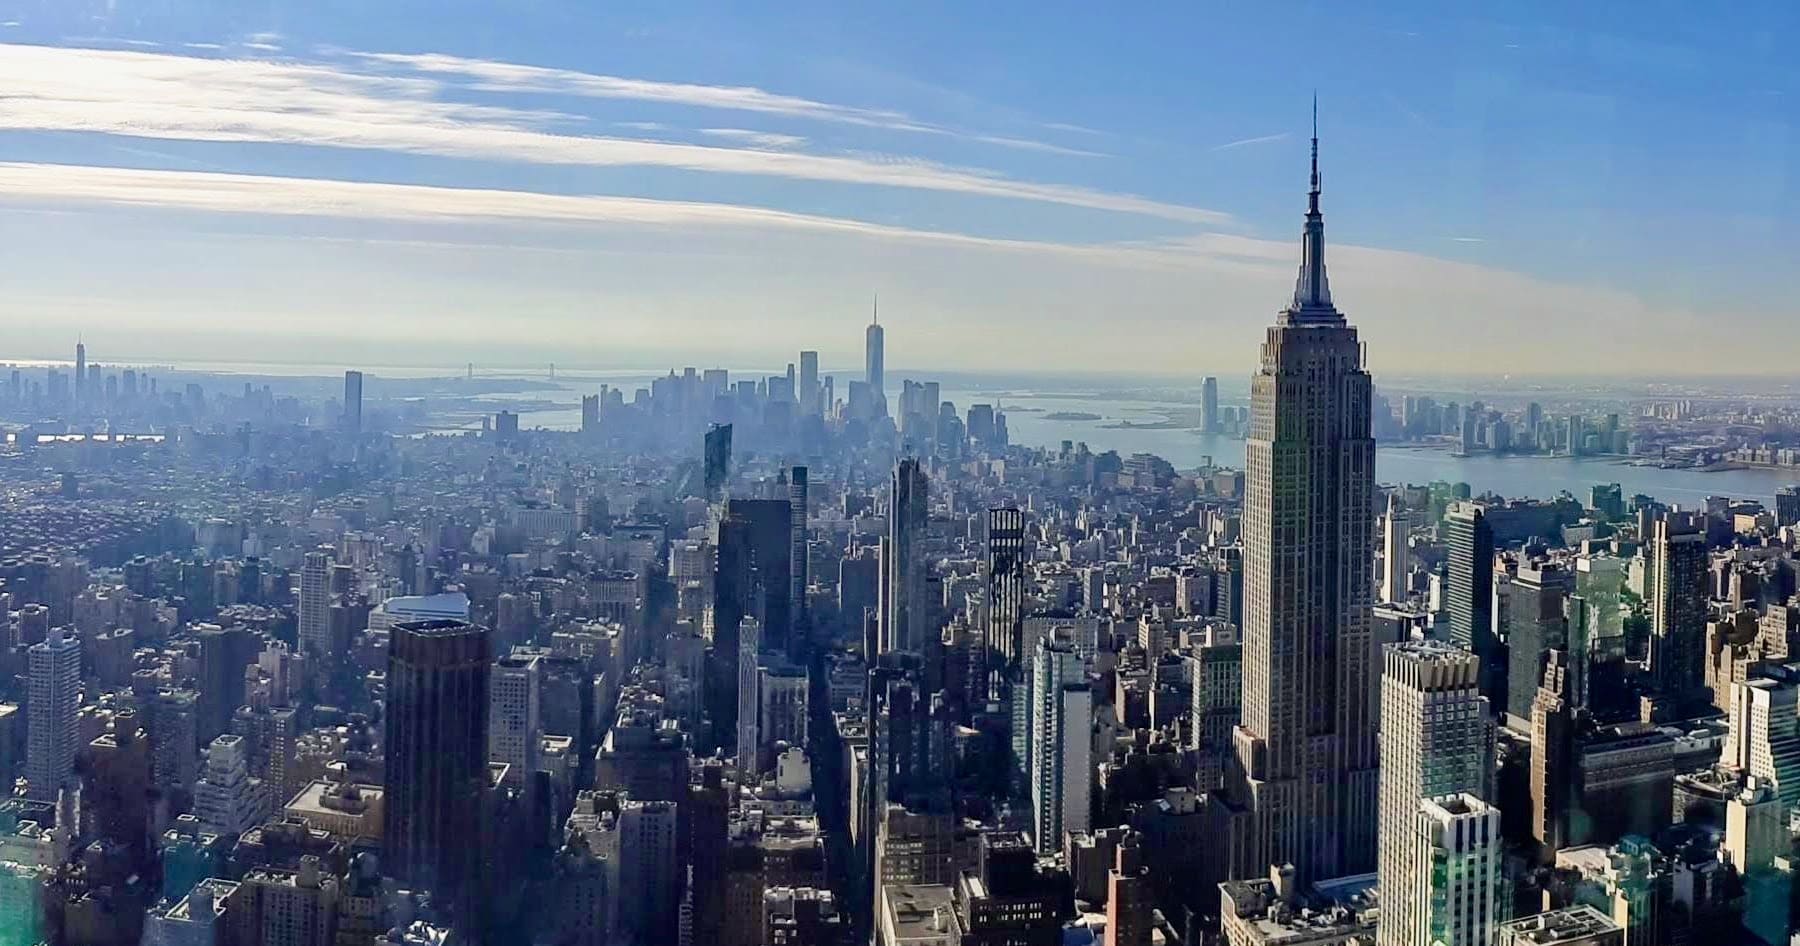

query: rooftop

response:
[1495,905,1621,944]
[883,883,962,941]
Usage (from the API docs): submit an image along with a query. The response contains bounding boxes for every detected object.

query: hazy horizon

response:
[11,351,1800,393]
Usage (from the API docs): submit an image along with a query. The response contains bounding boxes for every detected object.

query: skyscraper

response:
[383,619,491,911]
[1381,492,1410,604]
[799,350,820,416]
[343,369,363,435]
[789,465,809,650]
[866,298,885,413]
[297,551,332,657]
[488,650,543,796]
[581,394,599,434]
[983,507,1026,700]
[1402,795,1503,946]
[196,623,260,744]
[1506,562,1573,728]
[1723,678,1800,815]
[148,686,200,796]
[1650,511,1707,703]
[867,653,934,820]
[1222,113,1379,884]
[880,458,928,654]
[1444,503,1499,702]
[1777,485,1800,529]
[1529,650,1575,863]
[1201,376,1219,434]
[617,800,680,944]
[704,423,732,502]
[737,615,764,777]
[1029,640,1090,855]
[712,499,791,739]
[26,629,80,802]
[1377,641,1493,946]
[74,339,86,404]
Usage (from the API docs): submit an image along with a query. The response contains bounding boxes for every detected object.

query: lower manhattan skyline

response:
[5,6,1800,946]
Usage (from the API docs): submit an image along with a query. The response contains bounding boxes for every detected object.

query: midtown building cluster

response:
[1,138,1798,946]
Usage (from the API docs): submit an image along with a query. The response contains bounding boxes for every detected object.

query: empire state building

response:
[1219,114,1379,885]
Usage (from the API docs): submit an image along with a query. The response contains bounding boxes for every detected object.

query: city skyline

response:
[5,8,1800,945]
[1,4,1795,375]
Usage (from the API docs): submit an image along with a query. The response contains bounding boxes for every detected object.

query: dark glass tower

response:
[711,498,792,740]
[1505,563,1572,725]
[1650,511,1708,702]
[880,459,929,654]
[984,507,1026,700]
[703,423,732,501]
[383,619,491,911]
[1445,504,1499,702]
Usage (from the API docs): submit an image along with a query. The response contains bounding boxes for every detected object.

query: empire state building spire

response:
[1287,99,1338,322]
[1220,101,1377,888]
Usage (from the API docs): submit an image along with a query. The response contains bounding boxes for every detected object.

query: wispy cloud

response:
[1210,132,1290,152]
[344,49,1097,157]
[61,35,163,49]
[0,43,1226,224]
[697,128,808,150]
[1040,121,1108,137]
[348,50,929,129]
[0,162,1203,270]
[966,134,1106,158]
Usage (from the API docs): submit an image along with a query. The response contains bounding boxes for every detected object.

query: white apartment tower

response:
[1382,492,1411,604]
[193,734,270,838]
[26,629,81,802]
[1407,794,1503,946]
[488,651,544,794]
[297,551,332,656]
[1724,678,1800,814]
[1377,640,1494,946]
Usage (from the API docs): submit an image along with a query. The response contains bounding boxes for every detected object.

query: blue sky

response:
[0,1,1793,376]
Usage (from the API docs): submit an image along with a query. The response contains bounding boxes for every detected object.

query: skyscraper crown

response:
[1285,99,1342,325]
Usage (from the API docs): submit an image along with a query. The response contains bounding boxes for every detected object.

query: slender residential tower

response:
[879,458,928,654]
[1381,492,1410,604]
[26,629,81,802]
[1221,107,1380,885]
